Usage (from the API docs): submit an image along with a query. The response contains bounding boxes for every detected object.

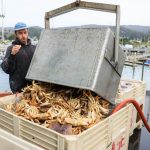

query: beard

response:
[20,38,28,44]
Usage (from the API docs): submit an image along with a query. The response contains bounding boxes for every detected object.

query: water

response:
[122,65,150,90]
[0,65,150,149]
[0,67,10,91]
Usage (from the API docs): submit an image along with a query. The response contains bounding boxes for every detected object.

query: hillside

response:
[28,26,43,39]
[1,25,150,40]
[0,26,43,40]
[75,25,147,40]
[123,25,150,34]
[53,24,150,40]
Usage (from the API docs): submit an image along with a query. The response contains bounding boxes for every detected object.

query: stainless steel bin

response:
[26,1,126,104]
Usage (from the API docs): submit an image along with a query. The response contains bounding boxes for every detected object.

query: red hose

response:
[111,99,150,132]
[0,92,12,98]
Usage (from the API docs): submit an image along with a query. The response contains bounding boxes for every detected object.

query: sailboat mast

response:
[0,0,5,41]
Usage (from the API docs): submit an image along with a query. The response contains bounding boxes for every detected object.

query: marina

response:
[124,49,150,66]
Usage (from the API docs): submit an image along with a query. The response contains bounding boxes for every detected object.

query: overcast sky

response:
[1,0,150,28]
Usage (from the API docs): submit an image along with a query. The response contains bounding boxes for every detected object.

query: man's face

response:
[15,29,28,44]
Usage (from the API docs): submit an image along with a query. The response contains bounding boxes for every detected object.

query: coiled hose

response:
[111,99,150,132]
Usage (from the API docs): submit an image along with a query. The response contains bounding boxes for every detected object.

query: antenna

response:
[0,0,5,41]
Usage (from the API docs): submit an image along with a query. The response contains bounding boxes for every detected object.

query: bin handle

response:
[45,0,120,64]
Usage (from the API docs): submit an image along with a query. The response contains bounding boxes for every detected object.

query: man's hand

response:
[11,45,21,55]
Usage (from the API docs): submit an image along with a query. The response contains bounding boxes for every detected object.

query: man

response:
[1,22,36,93]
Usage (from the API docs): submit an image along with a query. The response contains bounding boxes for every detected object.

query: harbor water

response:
[0,65,150,149]
[122,65,150,91]
[0,67,10,91]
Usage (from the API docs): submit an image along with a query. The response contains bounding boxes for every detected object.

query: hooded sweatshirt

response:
[1,38,36,93]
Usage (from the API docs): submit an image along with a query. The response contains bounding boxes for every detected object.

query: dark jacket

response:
[1,38,36,93]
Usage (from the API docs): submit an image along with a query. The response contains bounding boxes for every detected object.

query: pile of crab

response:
[5,81,110,135]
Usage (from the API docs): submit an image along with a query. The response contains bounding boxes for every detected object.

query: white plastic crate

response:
[0,128,44,150]
[115,79,146,135]
[116,80,135,101]
[0,94,132,150]
[128,104,144,135]
[109,104,132,150]
[116,79,146,104]
[121,79,146,103]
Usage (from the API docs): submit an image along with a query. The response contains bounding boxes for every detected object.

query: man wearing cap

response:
[1,22,36,93]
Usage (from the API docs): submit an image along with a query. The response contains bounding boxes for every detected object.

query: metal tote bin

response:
[26,1,126,104]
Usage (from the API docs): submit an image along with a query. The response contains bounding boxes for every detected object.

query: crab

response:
[3,81,111,135]
[15,99,29,114]
[24,106,39,119]
[67,98,81,110]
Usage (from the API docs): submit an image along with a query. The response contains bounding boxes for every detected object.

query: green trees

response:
[7,34,15,40]
[28,26,43,39]
[120,37,130,45]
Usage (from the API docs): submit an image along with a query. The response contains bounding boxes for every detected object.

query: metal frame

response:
[45,0,120,64]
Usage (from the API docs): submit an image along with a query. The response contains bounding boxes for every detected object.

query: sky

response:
[1,0,150,28]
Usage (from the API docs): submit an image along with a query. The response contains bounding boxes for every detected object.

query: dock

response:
[125,54,150,66]
[127,54,150,61]
[124,62,138,67]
